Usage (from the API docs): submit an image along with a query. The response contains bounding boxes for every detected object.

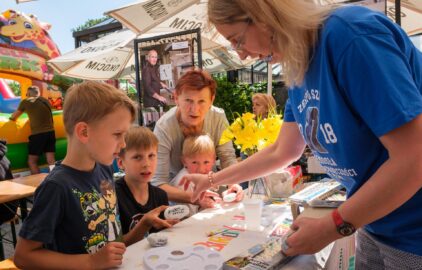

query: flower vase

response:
[247,176,272,201]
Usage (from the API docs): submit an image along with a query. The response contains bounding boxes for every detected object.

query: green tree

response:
[213,76,276,123]
[8,81,21,96]
[71,16,110,32]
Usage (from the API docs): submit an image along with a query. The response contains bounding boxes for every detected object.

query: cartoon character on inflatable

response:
[0,9,60,59]
[0,9,78,175]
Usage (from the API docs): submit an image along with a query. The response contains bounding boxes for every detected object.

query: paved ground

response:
[1,221,20,259]
[1,200,31,260]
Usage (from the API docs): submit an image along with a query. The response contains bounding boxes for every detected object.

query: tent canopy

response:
[48,0,255,80]
[317,0,421,36]
[48,28,253,80]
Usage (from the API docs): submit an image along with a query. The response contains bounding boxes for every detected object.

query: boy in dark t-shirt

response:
[14,81,138,269]
[116,126,178,245]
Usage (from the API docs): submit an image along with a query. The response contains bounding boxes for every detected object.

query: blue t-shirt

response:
[19,163,122,254]
[284,6,422,254]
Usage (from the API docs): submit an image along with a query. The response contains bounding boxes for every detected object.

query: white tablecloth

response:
[119,202,333,269]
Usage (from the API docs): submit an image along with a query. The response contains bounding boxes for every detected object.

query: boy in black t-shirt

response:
[15,81,140,269]
[116,126,178,245]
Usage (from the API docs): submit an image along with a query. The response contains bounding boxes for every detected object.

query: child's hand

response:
[89,241,126,269]
[143,205,178,230]
[197,190,222,209]
[223,184,244,202]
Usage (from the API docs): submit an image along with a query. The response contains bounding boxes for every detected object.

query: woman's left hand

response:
[223,184,244,202]
[283,215,341,256]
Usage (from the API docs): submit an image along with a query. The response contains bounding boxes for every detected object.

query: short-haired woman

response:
[152,70,243,209]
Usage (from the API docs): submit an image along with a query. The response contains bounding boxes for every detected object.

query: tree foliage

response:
[7,81,21,96]
[71,16,110,33]
[213,76,275,123]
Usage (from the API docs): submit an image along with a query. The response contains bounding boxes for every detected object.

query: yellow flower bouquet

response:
[219,111,283,156]
[219,111,283,199]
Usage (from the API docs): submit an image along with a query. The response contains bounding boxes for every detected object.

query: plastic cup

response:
[242,198,263,231]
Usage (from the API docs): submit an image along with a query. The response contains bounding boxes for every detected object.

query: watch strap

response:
[332,208,344,227]
[332,209,356,236]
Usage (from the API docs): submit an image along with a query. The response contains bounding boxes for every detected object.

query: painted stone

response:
[147,233,168,247]
[164,205,190,220]
[223,193,237,203]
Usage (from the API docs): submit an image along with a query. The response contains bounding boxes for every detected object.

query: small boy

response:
[14,81,137,269]
[116,126,177,245]
[170,134,243,215]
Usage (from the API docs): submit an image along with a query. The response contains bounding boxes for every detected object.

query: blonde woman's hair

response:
[182,134,215,158]
[63,81,137,135]
[208,0,333,86]
[252,93,276,115]
[119,126,158,156]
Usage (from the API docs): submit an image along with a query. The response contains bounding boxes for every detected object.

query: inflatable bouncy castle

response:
[0,9,77,174]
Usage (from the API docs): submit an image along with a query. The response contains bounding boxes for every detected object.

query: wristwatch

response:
[332,209,356,236]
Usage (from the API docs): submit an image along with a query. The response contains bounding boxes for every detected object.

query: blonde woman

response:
[252,93,276,118]
[182,1,422,268]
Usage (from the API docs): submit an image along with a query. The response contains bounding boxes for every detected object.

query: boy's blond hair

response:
[119,126,158,156]
[63,81,137,135]
[182,134,215,158]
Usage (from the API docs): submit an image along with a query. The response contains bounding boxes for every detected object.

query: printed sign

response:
[172,41,189,50]
[159,64,173,80]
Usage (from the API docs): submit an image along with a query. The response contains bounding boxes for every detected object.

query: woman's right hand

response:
[158,95,167,104]
[180,173,210,202]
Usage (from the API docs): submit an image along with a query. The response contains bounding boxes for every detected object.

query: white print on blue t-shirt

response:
[297,89,320,113]
[284,5,422,255]
[297,103,357,181]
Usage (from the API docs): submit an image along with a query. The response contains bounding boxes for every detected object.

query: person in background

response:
[9,86,55,174]
[238,93,277,188]
[142,49,169,109]
[116,126,178,245]
[152,70,243,210]
[169,134,243,216]
[252,93,276,118]
[0,140,12,181]
[0,140,17,225]
[14,81,139,269]
[182,1,422,269]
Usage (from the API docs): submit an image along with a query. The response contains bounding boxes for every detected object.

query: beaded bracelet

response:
[207,171,216,188]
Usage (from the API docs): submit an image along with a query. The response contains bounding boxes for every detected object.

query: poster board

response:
[133,29,202,126]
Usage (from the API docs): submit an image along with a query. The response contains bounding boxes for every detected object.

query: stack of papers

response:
[288,179,343,207]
